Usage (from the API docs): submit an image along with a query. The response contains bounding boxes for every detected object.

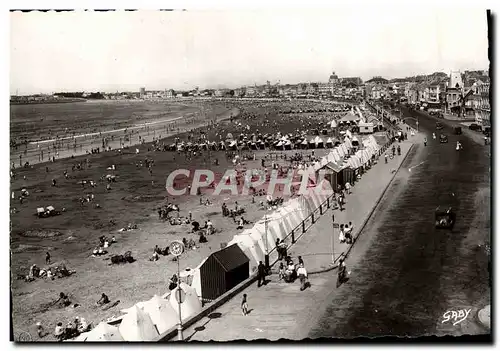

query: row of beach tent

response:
[76,133,381,342]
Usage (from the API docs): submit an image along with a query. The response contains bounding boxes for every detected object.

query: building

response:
[245,86,257,97]
[165,89,175,98]
[445,71,464,114]
[341,77,363,86]
[474,81,490,126]
[318,82,332,96]
[365,76,388,85]
[328,72,340,85]
[140,87,146,99]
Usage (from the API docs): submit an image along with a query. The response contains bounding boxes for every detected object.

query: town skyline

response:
[10,9,489,95]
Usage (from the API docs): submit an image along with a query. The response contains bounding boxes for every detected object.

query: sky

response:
[10,8,490,95]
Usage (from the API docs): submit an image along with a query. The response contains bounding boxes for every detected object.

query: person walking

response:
[257,261,266,287]
[241,294,249,316]
[298,256,304,267]
[45,252,51,265]
[424,137,427,146]
[338,193,344,211]
[297,264,308,291]
[336,258,350,288]
[384,153,388,164]
[345,182,351,195]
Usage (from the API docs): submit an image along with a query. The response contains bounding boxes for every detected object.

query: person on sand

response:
[45,252,51,265]
[54,322,64,342]
[55,292,71,308]
[36,322,47,338]
[97,293,110,306]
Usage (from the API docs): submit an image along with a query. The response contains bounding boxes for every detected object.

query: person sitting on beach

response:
[191,221,200,232]
[54,322,64,342]
[221,203,228,216]
[56,292,71,308]
[150,251,159,261]
[237,218,244,230]
[92,247,99,257]
[206,219,214,234]
[187,238,196,249]
[111,236,117,244]
[97,293,110,306]
[199,233,208,243]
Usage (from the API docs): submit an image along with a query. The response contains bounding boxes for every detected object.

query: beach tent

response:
[308,138,316,149]
[351,136,360,147]
[284,140,292,150]
[330,120,338,128]
[326,138,334,148]
[301,139,308,149]
[227,230,265,273]
[345,130,353,139]
[141,295,179,335]
[74,322,124,342]
[314,136,324,148]
[344,137,353,149]
[320,157,329,167]
[336,146,345,158]
[118,305,159,341]
[313,161,322,171]
[341,143,349,155]
[168,282,203,322]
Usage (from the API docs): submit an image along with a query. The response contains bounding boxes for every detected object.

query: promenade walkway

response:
[182,137,415,342]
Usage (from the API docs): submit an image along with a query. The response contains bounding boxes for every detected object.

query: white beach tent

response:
[168,282,202,322]
[307,165,317,183]
[227,230,265,272]
[313,161,322,171]
[336,146,345,158]
[141,295,179,335]
[252,219,279,253]
[326,137,334,148]
[320,157,329,167]
[330,120,337,128]
[74,322,124,342]
[327,152,336,163]
[118,305,159,341]
[332,149,341,162]
[344,137,353,149]
[341,143,349,155]
[314,136,324,148]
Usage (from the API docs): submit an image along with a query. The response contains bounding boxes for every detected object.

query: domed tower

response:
[328,71,339,85]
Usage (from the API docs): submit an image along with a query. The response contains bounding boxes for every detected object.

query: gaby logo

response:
[165,168,335,197]
[441,309,472,326]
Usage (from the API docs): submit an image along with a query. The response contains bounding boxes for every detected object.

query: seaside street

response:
[182,137,414,341]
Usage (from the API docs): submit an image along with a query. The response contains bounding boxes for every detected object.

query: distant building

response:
[342,77,363,86]
[365,76,388,85]
[318,82,332,96]
[140,87,146,99]
[328,72,340,85]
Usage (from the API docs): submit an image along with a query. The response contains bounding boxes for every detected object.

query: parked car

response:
[440,134,448,143]
[469,123,482,131]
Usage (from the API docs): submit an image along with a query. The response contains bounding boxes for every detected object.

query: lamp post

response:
[169,240,185,341]
[331,214,336,263]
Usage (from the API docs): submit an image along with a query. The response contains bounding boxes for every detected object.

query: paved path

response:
[182,137,415,341]
[477,305,490,330]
